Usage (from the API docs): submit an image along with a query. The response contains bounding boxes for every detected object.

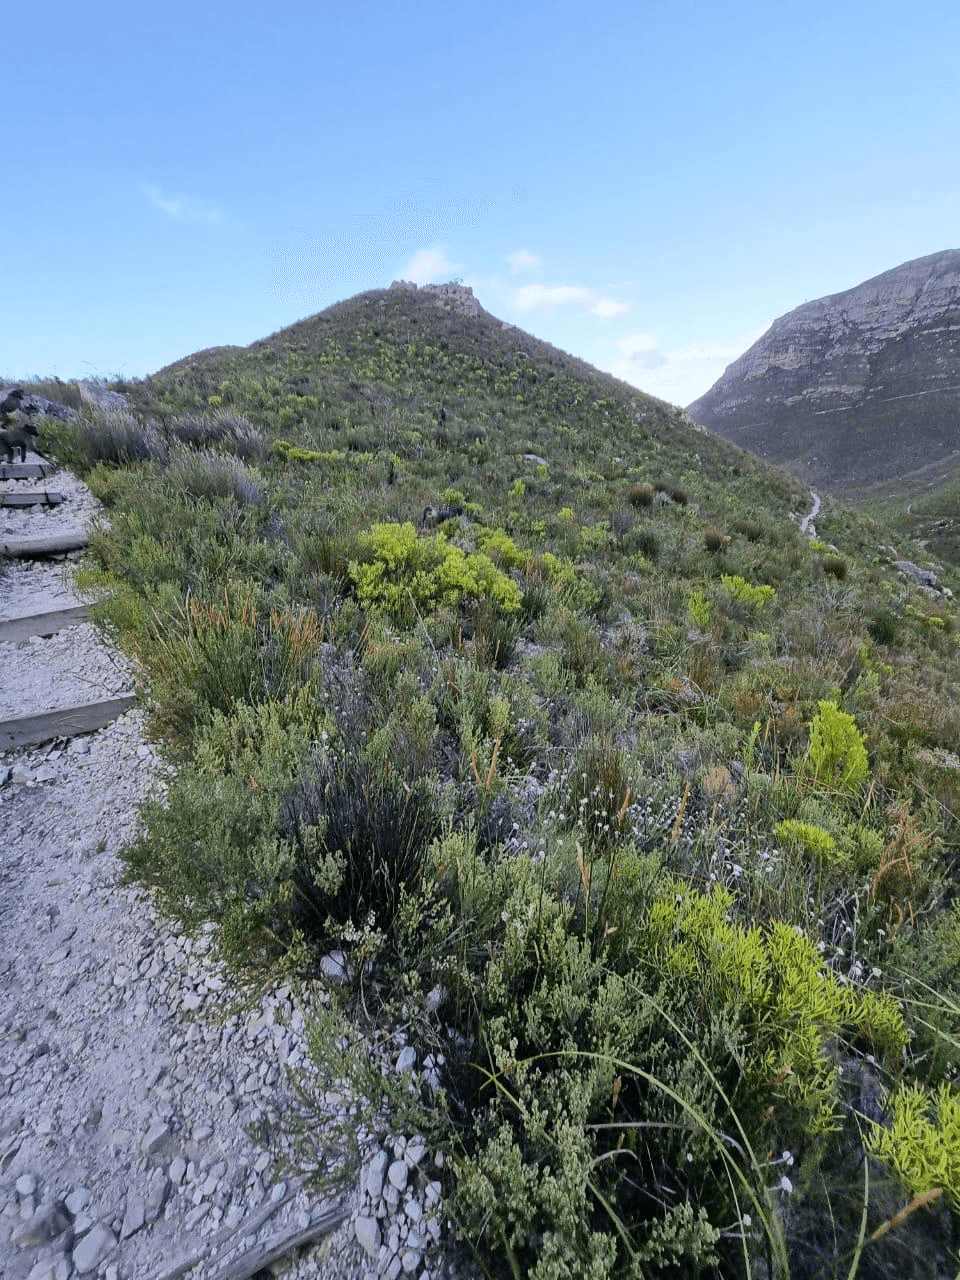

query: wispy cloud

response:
[140,183,223,225]
[505,248,540,271]
[610,324,770,407]
[510,282,628,318]
[401,244,462,284]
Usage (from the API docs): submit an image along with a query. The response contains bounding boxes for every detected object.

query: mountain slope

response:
[687,249,960,493]
[42,282,960,1278]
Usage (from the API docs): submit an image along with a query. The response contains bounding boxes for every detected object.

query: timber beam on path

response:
[0,694,137,751]
[1,532,89,558]
[0,606,92,642]
[0,491,65,507]
[0,462,57,480]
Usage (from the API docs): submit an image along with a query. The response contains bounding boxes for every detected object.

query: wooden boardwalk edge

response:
[0,694,137,751]
[0,606,92,642]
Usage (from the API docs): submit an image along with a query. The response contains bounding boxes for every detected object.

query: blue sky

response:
[4,0,958,407]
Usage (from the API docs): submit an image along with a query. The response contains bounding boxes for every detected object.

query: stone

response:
[145,1171,170,1221]
[12,1198,71,1247]
[64,1188,92,1216]
[395,1046,416,1074]
[354,1213,381,1257]
[320,950,351,985]
[387,1160,408,1192]
[365,1149,388,1200]
[143,1119,170,1154]
[16,1175,37,1197]
[72,1222,116,1274]
[120,1191,145,1238]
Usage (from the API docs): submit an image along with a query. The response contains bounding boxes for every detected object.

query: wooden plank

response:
[0,532,89,558]
[0,694,137,750]
[0,606,91,642]
[0,463,55,480]
[0,491,64,507]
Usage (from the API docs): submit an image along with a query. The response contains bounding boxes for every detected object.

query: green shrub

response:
[280,753,440,945]
[870,1082,960,1206]
[78,409,168,465]
[720,574,776,610]
[775,818,842,865]
[349,522,521,624]
[688,589,712,630]
[633,528,661,562]
[703,528,726,554]
[868,608,899,645]
[165,446,265,506]
[822,553,848,580]
[803,700,869,794]
[627,481,654,508]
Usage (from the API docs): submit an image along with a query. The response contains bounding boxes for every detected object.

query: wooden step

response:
[0,463,56,480]
[0,491,64,507]
[0,606,92,642]
[1,532,89,558]
[0,694,137,750]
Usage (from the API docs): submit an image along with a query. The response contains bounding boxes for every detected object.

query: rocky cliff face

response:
[686,250,960,492]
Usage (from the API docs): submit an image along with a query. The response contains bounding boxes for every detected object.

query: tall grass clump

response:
[76,409,168,465]
[165,445,265,506]
[167,409,268,462]
[280,752,440,947]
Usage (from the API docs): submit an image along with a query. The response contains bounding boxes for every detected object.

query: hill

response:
[686,250,960,496]
[22,283,960,1279]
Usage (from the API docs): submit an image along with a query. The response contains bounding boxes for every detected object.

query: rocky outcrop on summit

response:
[389,280,483,317]
[687,250,960,492]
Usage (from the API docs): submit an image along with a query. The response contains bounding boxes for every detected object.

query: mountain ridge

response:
[686,249,960,493]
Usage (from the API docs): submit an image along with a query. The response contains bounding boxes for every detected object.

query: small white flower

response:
[779,1175,793,1194]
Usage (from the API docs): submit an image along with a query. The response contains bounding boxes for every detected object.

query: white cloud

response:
[401,245,461,284]
[510,282,628,319]
[506,249,540,271]
[610,324,770,407]
[140,183,223,225]
[590,297,629,318]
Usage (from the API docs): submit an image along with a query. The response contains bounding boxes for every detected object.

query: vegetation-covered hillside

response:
[22,285,960,1277]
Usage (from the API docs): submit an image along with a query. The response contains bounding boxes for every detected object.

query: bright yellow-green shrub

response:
[720,574,776,609]
[688,588,712,629]
[349,522,521,623]
[870,1082,960,1205]
[633,883,907,1133]
[775,818,843,865]
[804,700,869,794]
[477,527,525,569]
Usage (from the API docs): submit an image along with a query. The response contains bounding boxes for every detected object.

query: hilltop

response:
[687,250,960,496]
[11,283,960,1278]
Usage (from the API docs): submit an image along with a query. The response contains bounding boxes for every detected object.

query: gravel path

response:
[0,459,460,1280]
